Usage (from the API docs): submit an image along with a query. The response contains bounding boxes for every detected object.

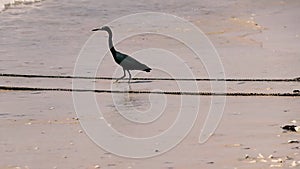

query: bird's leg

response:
[115,69,126,83]
[127,70,131,83]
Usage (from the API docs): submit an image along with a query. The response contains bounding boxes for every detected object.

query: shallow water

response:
[1,0,299,79]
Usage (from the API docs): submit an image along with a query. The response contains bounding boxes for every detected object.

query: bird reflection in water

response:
[112,82,151,114]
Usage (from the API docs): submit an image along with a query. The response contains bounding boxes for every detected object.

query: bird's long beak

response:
[92,28,101,32]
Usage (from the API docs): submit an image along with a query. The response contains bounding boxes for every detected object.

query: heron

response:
[92,26,151,83]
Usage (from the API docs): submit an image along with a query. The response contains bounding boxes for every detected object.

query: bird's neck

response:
[108,32,116,55]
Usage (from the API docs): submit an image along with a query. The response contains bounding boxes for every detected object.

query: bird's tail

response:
[144,68,152,72]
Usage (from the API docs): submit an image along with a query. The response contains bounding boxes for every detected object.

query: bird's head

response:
[92,26,111,33]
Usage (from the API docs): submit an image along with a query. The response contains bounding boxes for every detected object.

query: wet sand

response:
[1,0,300,169]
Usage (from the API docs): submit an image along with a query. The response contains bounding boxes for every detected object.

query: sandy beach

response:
[1,0,300,169]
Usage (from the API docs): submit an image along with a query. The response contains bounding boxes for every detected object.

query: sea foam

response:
[0,0,42,12]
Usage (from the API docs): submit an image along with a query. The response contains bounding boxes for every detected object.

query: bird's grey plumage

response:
[117,52,151,71]
[92,26,151,82]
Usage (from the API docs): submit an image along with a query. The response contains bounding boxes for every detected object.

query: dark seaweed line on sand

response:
[1,73,300,82]
[0,86,299,97]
